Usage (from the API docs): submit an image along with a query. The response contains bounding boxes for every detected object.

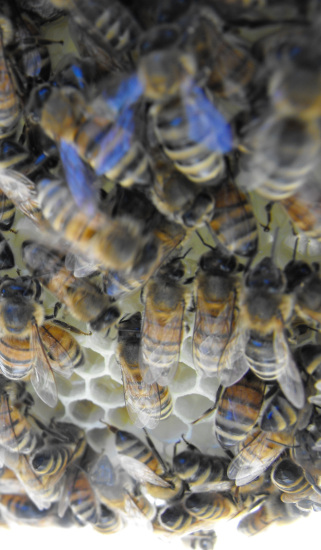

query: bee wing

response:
[58,139,99,218]
[193,291,236,377]
[218,324,249,387]
[39,323,75,379]
[185,87,232,154]
[30,323,58,408]
[191,480,234,493]
[0,169,36,203]
[118,455,172,488]
[274,331,305,409]
[121,362,161,430]
[10,454,52,511]
[140,300,184,386]
[227,431,285,487]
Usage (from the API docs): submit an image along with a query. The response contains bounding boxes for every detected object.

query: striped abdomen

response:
[0,494,50,523]
[0,396,37,454]
[193,295,235,377]
[271,459,316,503]
[115,429,166,476]
[215,373,265,448]
[159,503,198,534]
[0,191,15,230]
[174,450,229,489]
[74,117,152,186]
[209,179,258,257]
[40,322,84,371]
[184,492,235,521]
[0,36,20,139]
[70,470,98,524]
[237,504,276,536]
[152,95,225,184]
[0,335,33,379]
[94,505,122,534]
[245,331,279,381]
[159,385,173,421]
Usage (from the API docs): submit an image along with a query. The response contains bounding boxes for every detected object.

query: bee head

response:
[200,248,237,275]
[284,260,312,292]
[245,257,283,292]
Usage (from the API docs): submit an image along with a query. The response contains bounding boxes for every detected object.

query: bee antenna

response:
[292,237,299,261]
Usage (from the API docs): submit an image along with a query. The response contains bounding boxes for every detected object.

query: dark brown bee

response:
[116,312,173,429]
[192,246,240,378]
[22,240,120,334]
[214,372,265,449]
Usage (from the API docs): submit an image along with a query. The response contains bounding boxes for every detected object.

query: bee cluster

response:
[0,0,320,546]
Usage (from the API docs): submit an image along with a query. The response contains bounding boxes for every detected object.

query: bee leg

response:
[51,318,92,336]
[260,202,274,233]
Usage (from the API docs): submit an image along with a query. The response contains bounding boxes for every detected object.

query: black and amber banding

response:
[215,373,265,448]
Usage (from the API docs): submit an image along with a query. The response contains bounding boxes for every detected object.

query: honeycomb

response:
[0,1,320,548]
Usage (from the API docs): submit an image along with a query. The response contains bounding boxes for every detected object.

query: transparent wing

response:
[218,324,250,387]
[30,323,58,408]
[193,290,235,377]
[140,301,185,386]
[191,480,234,493]
[228,430,292,486]
[39,323,75,379]
[274,331,305,409]
[59,139,99,217]
[118,455,171,488]
[185,87,232,154]
[10,453,52,511]
[0,169,36,203]
[121,361,161,430]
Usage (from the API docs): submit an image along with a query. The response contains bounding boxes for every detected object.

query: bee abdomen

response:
[0,336,33,379]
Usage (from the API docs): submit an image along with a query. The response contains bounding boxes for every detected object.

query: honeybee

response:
[284,258,321,327]
[181,529,217,550]
[61,0,142,67]
[64,464,123,533]
[102,216,186,300]
[173,442,232,492]
[22,240,121,334]
[0,494,53,525]
[0,15,20,140]
[116,312,172,429]
[0,275,87,407]
[236,113,320,201]
[149,148,215,229]
[260,393,301,433]
[0,380,39,457]
[110,427,185,501]
[218,256,305,409]
[290,429,321,489]
[7,9,52,90]
[209,175,258,258]
[156,503,202,536]
[280,176,321,240]
[214,372,265,449]
[184,491,236,522]
[271,458,321,505]
[137,24,232,184]
[183,5,258,106]
[227,428,294,486]
[30,420,86,483]
[139,255,189,386]
[237,494,295,536]
[36,176,159,274]
[33,81,153,197]
[192,245,240,378]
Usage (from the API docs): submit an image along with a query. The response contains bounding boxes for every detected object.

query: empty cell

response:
[89,376,124,406]
[170,362,197,396]
[175,394,213,423]
[69,399,105,426]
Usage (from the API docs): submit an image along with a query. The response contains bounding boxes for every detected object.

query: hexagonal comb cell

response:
[175,394,213,424]
[88,376,124,407]
[68,399,105,427]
